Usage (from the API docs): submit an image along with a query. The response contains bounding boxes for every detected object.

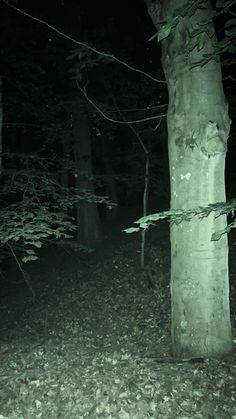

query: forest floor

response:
[0,208,236,419]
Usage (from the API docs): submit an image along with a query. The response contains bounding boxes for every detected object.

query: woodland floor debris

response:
[0,211,236,418]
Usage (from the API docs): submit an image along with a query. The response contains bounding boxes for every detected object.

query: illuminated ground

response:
[0,210,236,418]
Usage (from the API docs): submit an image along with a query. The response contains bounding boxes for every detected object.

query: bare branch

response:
[77,83,167,124]
[1,0,166,85]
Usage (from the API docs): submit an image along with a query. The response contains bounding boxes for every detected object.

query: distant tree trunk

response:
[145,0,232,358]
[61,138,70,189]
[72,99,102,248]
[101,136,119,219]
[0,77,2,176]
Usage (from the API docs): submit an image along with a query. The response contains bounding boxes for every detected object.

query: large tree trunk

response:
[145,0,232,358]
[72,99,102,248]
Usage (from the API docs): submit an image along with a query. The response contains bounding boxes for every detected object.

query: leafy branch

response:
[124,199,236,241]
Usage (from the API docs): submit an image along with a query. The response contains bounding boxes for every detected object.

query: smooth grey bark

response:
[72,99,102,248]
[145,0,232,358]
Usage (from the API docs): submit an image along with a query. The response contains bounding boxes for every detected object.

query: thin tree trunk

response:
[145,0,232,358]
[72,99,102,248]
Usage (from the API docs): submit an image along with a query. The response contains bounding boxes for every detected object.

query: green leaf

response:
[158,24,173,42]
[197,33,207,51]
[22,255,38,263]
[123,227,140,234]
[140,222,149,229]
[32,241,42,248]
[211,231,223,241]
[25,249,36,255]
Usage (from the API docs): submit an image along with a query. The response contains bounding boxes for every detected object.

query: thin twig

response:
[78,83,167,125]
[7,243,36,299]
